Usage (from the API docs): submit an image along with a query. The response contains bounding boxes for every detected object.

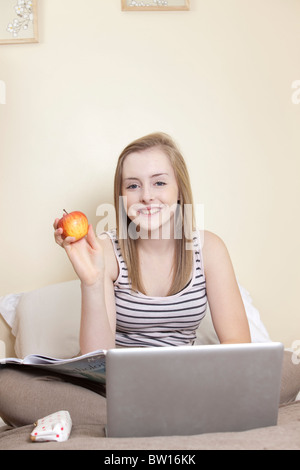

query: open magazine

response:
[0,350,107,384]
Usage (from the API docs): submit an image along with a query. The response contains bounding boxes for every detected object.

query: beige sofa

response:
[1,280,300,450]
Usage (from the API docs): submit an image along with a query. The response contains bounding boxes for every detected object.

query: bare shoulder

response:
[202,230,228,252]
[201,230,231,272]
[97,233,119,281]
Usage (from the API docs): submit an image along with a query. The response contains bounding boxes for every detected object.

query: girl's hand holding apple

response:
[53,210,105,287]
[54,210,116,352]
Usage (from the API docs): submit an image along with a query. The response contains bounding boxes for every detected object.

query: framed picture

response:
[121,0,190,11]
[0,0,38,45]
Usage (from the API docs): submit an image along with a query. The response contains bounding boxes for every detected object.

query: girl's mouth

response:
[138,206,162,216]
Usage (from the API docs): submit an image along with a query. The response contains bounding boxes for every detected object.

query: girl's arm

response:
[80,273,116,353]
[54,221,116,353]
[202,231,251,344]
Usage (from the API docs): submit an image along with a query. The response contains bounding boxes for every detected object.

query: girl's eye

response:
[125,181,166,189]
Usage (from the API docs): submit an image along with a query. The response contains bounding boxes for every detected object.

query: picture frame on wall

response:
[0,0,38,45]
[121,0,190,11]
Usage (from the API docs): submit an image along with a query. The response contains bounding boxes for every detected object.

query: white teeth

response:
[139,208,161,215]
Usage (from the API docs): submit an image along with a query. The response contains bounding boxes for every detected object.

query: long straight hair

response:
[114,132,195,296]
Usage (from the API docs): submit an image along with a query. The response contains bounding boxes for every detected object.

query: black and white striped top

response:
[106,229,207,348]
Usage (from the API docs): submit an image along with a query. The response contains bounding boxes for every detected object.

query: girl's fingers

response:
[53,218,61,230]
[54,219,97,255]
[86,224,99,250]
[53,218,64,245]
[54,218,76,246]
[54,228,63,246]
[62,236,76,248]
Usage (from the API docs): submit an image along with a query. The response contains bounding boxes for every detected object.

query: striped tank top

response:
[106,229,207,348]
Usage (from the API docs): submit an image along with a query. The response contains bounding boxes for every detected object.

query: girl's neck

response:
[137,235,176,256]
[135,219,177,254]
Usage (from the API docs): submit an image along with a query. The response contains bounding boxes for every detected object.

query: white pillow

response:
[238,284,271,343]
[195,283,271,345]
[0,281,271,359]
[13,280,81,359]
[0,292,23,328]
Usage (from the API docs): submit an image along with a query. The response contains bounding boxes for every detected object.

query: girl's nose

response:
[141,184,154,204]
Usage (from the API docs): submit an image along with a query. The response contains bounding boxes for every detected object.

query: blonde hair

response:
[114,132,195,296]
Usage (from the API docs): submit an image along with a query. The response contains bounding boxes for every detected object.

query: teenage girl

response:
[54,132,251,353]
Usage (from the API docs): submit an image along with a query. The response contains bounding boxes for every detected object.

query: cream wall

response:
[0,0,299,347]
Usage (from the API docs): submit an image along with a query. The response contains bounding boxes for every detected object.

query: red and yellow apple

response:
[57,210,89,241]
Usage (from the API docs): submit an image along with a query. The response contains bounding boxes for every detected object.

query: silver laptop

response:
[105,342,284,438]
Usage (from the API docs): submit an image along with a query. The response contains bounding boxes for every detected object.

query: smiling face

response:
[121,147,180,237]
